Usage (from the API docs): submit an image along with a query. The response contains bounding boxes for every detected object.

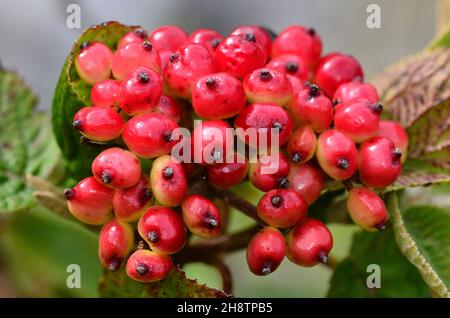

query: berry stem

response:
[211,257,233,295]
[80,136,125,149]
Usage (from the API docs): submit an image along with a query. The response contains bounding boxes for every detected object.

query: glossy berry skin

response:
[126,249,173,283]
[333,82,379,104]
[138,206,186,255]
[359,137,402,188]
[231,25,272,57]
[205,155,249,189]
[314,53,364,98]
[266,54,308,81]
[189,29,223,55]
[64,176,114,225]
[149,25,188,52]
[164,43,217,99]
[75,42,113,85]
[73,106,125,142]
[377,121,408,162]
[191,120,233,165]
[288,163,324,205]
[181,195,222,239]
[244,68,293,106]
[234,103,293,148]
[112,41,161,81]
[90,79,121,110]
[334,99,382,143]
[248,152,290,192]
[98,219,134,271]
[150,155,188,207]
[347,187,388,231]
[287,218,333,267]
[113,175,153,222]
[257,188,307,228]
[92,147,141,189]
[119,66,162,116]
[153,95,183,123]
[246,227,286,276]
[271,26,322,69]
[287,126,317,164]
[122,113,179,158]
[215,34,266,80]
[316,130,358,180]
[118,29,148,48]
[288,84,333,132]
[192,73,246,119]
[286,74,306,95]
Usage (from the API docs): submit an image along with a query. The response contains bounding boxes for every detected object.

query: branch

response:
[211,257,233,295]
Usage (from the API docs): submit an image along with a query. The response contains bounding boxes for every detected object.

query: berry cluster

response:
[66,24,408,282]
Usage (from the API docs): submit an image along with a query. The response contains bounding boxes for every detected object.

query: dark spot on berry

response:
[337,158,349,170]
[169,52,180,63]
[162,130,173,143]
[285,61,298,74]
[72,119,82,130]
[143,41,153,51]
[270,194,283,207]
[139,188,152,205]
[317,251,328,263]
[80,42,90,50]
[271,121,283,131]
[307,28,316,36]
[261,261,273,275]
[375,221,387,231]
[205,77,216,89]
[371,102,383,114]
[160,96,168,104]
[203,213,218,229]
[108,257,122,271]
[308,84,320,97]
[147,231,159,243]
[101,171,113,184]
[393,148,402,163]
[134,29,148,39]
[292,153,303,163]
[245,33,256,42]
[332,99,341,107]
[259,26,277,39]
[259,69,273,81]
[277,177,289,188]
[137,72,150,84]
[135,263,149,276]
[63,188,76,200]
[162,166,174,179]
[210,38,221,48]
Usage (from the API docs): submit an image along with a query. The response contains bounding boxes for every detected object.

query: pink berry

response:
[333,82,379,104]
[377,121,409,162]
[266,54,308,81]
[316,129,358,180]
[257,188,307,228]
[189,29,224,55]
[244,68,293,106]
[287,126,317,163]
[272,26,322,69]
[92,147,141,189]
[164,43,217,99]
[118,66,162,116]
[75,42,113,85]
[215,34,266,79]
[126,249,173,283]
[90,79,121,110]
[181,195,222,239]
[231,25,272,57]
[205,154,249,189]
[359,137,402,188]
[314,53,364,98]
[288,163,324,205]
[64,176,114,225]
[192,73,246,119]
[288,83,333,132]
[112,41,161,81]
[286,74,307,95]
[117,29,149,48]
[73,106,125,142]
[122,113,179,158]
[347,187,388,231]
[149,25,188,52]
[153,95,183,123]
[248,152,290,192]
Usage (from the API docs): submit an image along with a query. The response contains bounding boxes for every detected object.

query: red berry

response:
[73,106,125,141]
[231,25,272,57]
[113,175,153,222]
[118,66,162,116]
[191,120,233,164]
[92,147,141,189]
[98,219,134,271]
[288,163,324,205]
[205,154,249,188]
[181,195,222,239]
[118,29,148,48]
[266,54,308,81]
[122,113,179,158]
[286,74,307,95]
[189,29,224,55]
[192,73,246,119]
[288,83,333,132]
[234,103,293,148]
[112,41,161,81]
[248,152,290,192]
[287,218,333,267]
[75,42,113,85]
[333,82,379,104]
[347,187,388,231]
[153,95,183,123]
[138,206,186,255]
[377,121,408,162]
[164,43,217,99]
[359,137,402,188]
[215,34,266,79]
[126,249,173,283]
[64,176,114,225]
[246,227,286,276]
[243,68,293,106]
[316,129,358,180]
[149,25,188,52]
[287,126,317,163]
[333,100,382,143]
[257,188,307,228]
[314,53,364,98]
[150,155,188,207]
[272,26,322,69]
[90,79,121,110]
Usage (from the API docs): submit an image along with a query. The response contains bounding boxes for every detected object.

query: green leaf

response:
[390,192,450,297]
[0,70,61,213]
[52,21,137,178]
[99,266,230,298]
